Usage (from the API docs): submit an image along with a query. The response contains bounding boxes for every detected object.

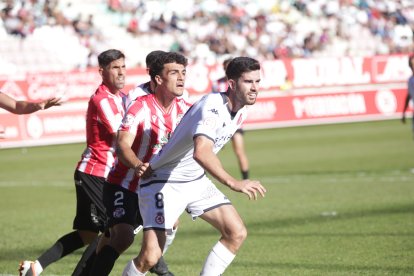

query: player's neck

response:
[224,91,243,113]
[154,92,175,112]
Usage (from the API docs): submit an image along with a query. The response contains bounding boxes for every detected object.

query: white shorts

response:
[138,175,231,232]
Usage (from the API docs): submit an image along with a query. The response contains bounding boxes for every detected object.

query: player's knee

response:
[111,231,135,253]
[141,247,162,268]
[234,224,247,244]
[223,224,247,246]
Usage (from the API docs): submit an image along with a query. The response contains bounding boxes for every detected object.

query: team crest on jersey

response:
[155,212,165,225]
[113,207,125,218]
[122,114,135,127]
[203,117,217,129]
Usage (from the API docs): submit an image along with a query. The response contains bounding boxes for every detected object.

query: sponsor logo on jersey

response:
[113,207,125,218]
[208,108,219,115]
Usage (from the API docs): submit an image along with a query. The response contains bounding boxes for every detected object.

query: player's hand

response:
[135,162,153,179]
[233,180,266,200]
[41,97,63,110]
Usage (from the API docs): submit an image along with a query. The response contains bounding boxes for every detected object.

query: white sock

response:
[34,260,43,274]
[200,241,236,276]
[122,260,147,276]
[163,227,178,254]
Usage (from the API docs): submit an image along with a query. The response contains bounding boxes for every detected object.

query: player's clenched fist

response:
[134,162,153,179]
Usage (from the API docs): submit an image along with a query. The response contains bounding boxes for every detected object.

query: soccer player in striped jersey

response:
[124,50,166,110]
[122,57,267,276]
[89,52,191,276]
[19,49,126,276]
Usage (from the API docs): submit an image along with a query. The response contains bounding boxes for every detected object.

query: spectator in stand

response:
[212,57,250,180]
[2,0,414,72]
[402,53,414,138]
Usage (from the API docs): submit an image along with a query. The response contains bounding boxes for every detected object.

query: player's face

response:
[158,62,186,97]
[100,58,126,93]
[233,70,261,106]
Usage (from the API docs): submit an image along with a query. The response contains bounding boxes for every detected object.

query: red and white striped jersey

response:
[76,84,125,178]
[107,93,191,192]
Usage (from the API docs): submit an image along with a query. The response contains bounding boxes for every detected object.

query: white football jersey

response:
[123,82,151,111]
[149,92,247,182]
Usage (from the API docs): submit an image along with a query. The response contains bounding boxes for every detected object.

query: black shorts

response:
[73,170,107,233]
[103,181,142,229]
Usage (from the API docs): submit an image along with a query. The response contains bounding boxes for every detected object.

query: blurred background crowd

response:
[0,0,413,75]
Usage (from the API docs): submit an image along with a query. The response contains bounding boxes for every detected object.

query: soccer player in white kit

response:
[122,57,267,276]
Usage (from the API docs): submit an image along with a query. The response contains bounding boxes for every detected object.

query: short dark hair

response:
[223,58,233,70]
[146,50,166,68]
[226,57,260,80]
[149,52,188,80]
[98,49,125,68]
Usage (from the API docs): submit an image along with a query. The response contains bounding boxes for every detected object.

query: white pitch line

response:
[0,181,71,187]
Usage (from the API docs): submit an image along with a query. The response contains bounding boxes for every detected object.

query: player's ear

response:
[155,75,163,86]
[98,66,104,77]
[228,79,236,90]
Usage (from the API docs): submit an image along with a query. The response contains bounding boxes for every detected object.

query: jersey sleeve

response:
[119,99,145,134]
[96,97,123,134]
[193,95,223,142]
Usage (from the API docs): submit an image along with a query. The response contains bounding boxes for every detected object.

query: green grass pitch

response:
[0,119,413,275]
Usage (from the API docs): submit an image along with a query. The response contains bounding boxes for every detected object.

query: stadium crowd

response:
[1,0,414,70]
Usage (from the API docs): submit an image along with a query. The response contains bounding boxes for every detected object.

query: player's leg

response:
[72,170,109,276]
[411,112,414,140]
[163,220,179,255]
[199,204,247,276]
[124,181,185,275]
[187,177,245,276]
[231,129,249,179]
[89,182,139,275]
[123,229,166,275]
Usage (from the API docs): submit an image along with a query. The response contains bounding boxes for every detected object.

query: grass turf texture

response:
[0,119,413,275]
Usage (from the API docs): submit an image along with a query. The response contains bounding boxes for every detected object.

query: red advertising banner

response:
[244,86,408,130]
[0,55,411,148]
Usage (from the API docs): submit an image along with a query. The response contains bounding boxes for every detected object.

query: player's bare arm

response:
[116,130,145,176]
[0,92,62,114]
[193,135,266,200]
